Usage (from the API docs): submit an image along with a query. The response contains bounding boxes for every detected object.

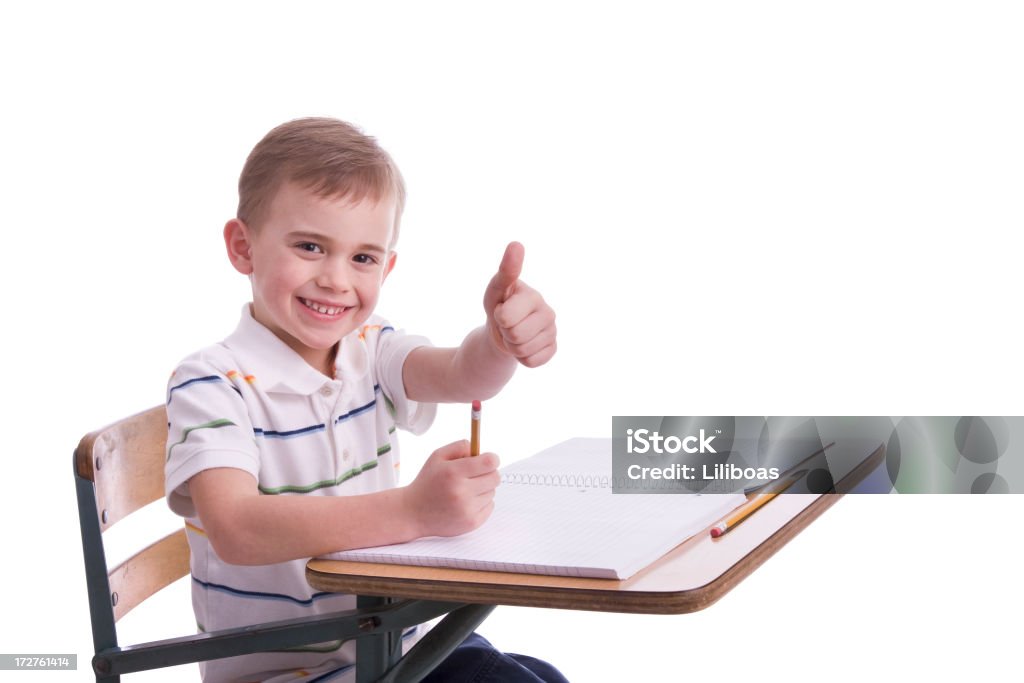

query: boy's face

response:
[225,181,397,373]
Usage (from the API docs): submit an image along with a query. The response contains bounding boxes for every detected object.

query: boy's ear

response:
[224,219,255,275]
[382,251,397,282]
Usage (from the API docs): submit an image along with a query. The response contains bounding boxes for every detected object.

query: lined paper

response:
[320,439,745,579]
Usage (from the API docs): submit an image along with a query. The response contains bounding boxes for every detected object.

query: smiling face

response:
[224,181,397,375]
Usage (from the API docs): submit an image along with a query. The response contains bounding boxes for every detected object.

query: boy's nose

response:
[315,263,352,291]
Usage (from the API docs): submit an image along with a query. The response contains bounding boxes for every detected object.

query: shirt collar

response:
[222,304,344,396]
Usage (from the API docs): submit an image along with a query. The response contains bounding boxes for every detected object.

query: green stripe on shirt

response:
[258,460,379,495]
[377,427,396,456]
[166,419,237,461]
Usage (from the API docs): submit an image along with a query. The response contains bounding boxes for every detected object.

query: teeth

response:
[302,298,346,315]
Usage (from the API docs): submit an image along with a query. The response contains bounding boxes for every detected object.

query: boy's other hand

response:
[403,440,500,538]
[483,242,557,368]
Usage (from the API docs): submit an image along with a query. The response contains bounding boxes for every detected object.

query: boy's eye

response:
[296,242,324,254]
[353,253,379,265]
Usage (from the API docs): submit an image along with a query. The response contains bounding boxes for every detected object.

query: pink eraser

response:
[472,400,481,411]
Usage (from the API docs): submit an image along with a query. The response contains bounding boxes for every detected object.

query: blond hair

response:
[238,118,406,244]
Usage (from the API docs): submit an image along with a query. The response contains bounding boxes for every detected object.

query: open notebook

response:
[319,438,746,580]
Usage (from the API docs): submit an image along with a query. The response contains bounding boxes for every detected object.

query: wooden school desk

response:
[307,440,885,682]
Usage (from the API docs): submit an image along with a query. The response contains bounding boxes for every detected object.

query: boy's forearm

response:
[404,326,516,403]
[449,326,517,399]
[236,491,420,565]
[192,470,423,565]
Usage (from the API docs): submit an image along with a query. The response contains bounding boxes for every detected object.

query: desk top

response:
[309,493,835,614]
[308,443,883,615]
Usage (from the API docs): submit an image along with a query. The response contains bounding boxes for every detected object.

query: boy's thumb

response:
[434,440,472,461]
[484,242,525,312]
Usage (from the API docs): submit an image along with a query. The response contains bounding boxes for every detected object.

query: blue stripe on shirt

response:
[333,385,382,427]
[192,576,338,605]
[254,423,326,439]
[236,387,384,439]
[167,375,223,403]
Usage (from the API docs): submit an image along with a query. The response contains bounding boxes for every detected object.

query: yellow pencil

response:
[470,400,481,456]
[709,470,806,538]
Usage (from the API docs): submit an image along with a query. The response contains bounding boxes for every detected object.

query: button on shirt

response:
[164,305,435,683]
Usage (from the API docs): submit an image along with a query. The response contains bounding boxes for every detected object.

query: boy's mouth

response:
[299,297,351,316]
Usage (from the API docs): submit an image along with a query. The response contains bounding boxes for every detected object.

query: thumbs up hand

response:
[482,242,557,368]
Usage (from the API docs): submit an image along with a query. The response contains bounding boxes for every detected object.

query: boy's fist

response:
[404,440,500,538]
[483,242,557,368]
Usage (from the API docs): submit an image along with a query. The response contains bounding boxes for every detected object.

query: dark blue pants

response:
[421,633,569,683]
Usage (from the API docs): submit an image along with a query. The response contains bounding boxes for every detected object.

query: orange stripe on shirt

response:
[185,521,207,536]
[226,370,257,384]
[358,324,383,341]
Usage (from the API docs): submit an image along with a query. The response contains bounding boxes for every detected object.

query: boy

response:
[165,118,564,682]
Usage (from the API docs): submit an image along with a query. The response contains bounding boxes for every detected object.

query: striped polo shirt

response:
[165,304,435,682]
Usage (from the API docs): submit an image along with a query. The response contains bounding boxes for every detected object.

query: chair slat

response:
[109,528,190,622]
[75,405,461,679]
[75,406,168,529]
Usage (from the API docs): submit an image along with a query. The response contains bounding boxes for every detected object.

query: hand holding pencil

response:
[403,411,499,538]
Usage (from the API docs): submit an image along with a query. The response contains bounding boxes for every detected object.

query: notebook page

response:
[499,437,612,486]
[321,439,745,579]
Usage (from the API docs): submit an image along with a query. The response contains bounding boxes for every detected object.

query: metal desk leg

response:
[356,595,402,683]
[379,604,496,683]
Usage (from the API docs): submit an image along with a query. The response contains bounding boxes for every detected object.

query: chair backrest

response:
[74,406,189,640]
[74,407,470,680]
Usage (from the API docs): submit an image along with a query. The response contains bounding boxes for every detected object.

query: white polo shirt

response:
[165,305,435,683]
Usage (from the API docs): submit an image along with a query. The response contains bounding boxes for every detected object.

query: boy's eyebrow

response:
[286,230,332,243]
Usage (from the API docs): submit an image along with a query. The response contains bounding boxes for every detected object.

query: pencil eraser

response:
[472,400,481,411]
[710,527,723,538]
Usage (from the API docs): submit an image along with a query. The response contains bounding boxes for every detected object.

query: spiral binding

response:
[501,472,613,488]
[500,472,727,492]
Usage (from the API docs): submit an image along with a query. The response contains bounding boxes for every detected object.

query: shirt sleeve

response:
[164,357,261,518]
[373,325,437,435]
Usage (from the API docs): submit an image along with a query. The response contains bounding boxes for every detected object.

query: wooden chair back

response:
[74,406,189,623]
[73,406,470,680]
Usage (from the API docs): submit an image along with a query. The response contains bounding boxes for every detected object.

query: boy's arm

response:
[403,242,557,403]
[189,440,500,566]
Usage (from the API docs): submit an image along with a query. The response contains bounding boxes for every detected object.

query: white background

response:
[2,1,1021,681]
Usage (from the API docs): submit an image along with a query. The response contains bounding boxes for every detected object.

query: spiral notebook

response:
[320,438,746,580]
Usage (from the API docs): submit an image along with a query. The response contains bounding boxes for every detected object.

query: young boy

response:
[164,118,564,682]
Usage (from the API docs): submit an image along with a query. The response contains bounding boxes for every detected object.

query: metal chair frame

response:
[74,406,492,682]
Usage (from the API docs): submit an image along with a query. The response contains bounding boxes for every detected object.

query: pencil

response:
[709,470,806,538]
[470,400,481,456]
